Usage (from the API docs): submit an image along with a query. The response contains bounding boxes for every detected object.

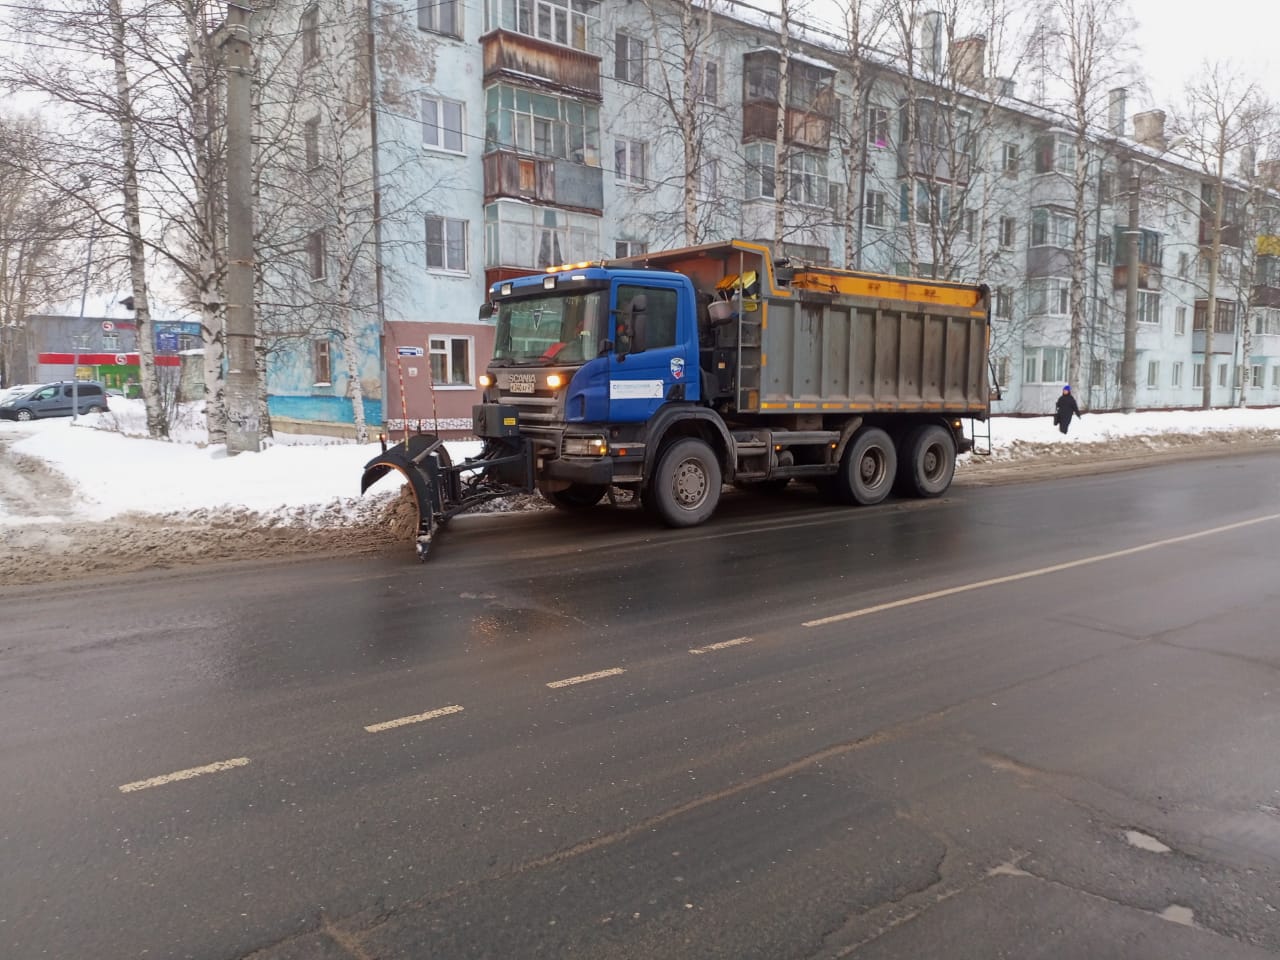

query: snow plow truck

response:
[361,239,995,559]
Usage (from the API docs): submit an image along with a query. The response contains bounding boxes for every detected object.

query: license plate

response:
[508,373,536,394]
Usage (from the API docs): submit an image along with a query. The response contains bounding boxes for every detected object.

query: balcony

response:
[896,140,971,185]
[483,149,603,212]
[482,30,601,99]
[741,103,833,150]
[1112,263,1163,291]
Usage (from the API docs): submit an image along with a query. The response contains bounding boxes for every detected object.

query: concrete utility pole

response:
[221,2,261,454]
[1120,161,1141,413]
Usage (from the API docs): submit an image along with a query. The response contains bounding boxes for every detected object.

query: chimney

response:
[1108,88,1127,136]
[951,35,985,87]
[1133,109,1167,150]
[919,11,945,75]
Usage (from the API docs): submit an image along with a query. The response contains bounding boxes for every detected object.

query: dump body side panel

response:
[758,291,989,416]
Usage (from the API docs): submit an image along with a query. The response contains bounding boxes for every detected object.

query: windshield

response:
[492,291,607,365]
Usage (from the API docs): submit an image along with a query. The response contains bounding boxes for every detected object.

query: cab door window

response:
[616,285,678,353]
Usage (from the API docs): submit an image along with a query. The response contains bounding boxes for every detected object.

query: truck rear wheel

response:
[651,437,721,527]
[837,427,896,505]
[544,483,607,509]
[897,425,955,497]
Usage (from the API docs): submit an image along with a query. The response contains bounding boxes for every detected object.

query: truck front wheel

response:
[897,425,955,497]
[837,427,896,505]
[651,437,722,527]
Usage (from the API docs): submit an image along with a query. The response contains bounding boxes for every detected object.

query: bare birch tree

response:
[1031,0,1140,394]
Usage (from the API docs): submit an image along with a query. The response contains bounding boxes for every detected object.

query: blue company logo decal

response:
[670,357,685,380]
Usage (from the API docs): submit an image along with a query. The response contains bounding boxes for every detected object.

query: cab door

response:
[607,281,694,423]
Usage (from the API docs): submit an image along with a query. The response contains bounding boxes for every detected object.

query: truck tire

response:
[651,437,721,527]
[837,427,896,505]
[544,483,607,509]
[897,425,955,498]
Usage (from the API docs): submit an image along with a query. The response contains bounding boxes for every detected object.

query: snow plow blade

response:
[361,427,535,560]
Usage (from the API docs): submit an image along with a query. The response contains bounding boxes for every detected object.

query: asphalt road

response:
[3,453,1280,959]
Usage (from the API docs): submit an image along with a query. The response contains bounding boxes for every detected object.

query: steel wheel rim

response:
[921,443,944,482]
[672,457,708,508]
[859,448,888,487]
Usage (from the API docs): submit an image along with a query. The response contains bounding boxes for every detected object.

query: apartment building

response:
[253,0,1280,436]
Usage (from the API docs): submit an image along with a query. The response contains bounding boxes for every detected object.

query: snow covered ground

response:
[2,397,1279,529]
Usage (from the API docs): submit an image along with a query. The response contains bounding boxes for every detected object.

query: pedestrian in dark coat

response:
[1054,384,1081,434]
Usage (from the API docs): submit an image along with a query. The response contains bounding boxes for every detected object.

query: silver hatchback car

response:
[0,380,110,420]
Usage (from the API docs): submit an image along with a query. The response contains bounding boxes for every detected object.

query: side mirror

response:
[478,301,495,320]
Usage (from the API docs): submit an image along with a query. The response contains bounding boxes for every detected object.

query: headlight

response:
[563,435,607,456]
[478,373,493,387]
[546,374,564,389]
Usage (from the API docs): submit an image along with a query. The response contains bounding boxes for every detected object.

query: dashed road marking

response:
[804,512,1280,628]
[364,704,464,733]
[689,637,754,655]
[119,757,250,793]
[547,668,625,688]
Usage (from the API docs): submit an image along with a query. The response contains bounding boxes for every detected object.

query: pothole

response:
[1123,829,1172,853]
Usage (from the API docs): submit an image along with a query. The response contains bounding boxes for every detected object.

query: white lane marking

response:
[804,512,1280,628]
[364,704,464,733]
[547,667,625,688]
[119,757,250,793]
[689,636,754,655]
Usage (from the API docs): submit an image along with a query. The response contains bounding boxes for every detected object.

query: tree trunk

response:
[772,0,790,247]
[110,0,167,438]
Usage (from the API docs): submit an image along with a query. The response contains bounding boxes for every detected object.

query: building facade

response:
[254,0,1280,437]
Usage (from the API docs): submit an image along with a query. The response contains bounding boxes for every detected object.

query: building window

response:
[1138,291,1160,325]
[999,216,1016,248]
[964,209,976,240]
[1031,206,1074,247]
[1001,142,1019,175]
[312,338,331,385]
[745,142,775,199]
[614,139,646,185]
[426,216,467,272]
[303,116,320,169]
[995,356,1011,386]
[868,107,890,148]
[614,31,645,85]
[899,181,946,224]
[422,97,464,153]
[1028,278,1070,316]
[788,151,829,206]
[782,242,830,265]
[1113,226,1163,266]
[484,200,600,269]
[697,159,718,198]
[864,189,886,227]
[485,84,600,165]
[420,0,460,36]
[301,6,320,63]
[1174,306,1187,335]
[1146,360,1159,388]
[1193,299,1237,334]
[615,239,647,258]
[102,333,119,349]
[1098,171,1115,205]
[1033,134,1074,174]
[1193,362,1204,388]
[307,231,325,280]
[1217,362,1228,387]
[1273,365,1280,388]
[487,0,599,52]
[1023,346,1067,384]
[994,287,1012,318]
[1178,251,1191,277]
[691,57,719,103]
[1251,364,1263,388]
[1172,362,1182,388]
[429,335,473,387]
[1096,233,1113,265]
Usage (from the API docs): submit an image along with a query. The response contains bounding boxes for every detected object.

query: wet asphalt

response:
[2,452,1280,959]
